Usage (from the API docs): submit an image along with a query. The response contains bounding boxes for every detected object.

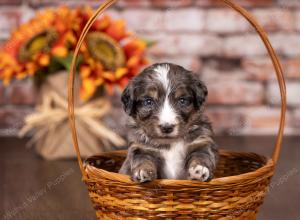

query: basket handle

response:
[68,0,118,178]
[221,0,286,164]
[68,0,286,178]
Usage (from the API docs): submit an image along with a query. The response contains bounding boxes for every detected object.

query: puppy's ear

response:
[192,77,208,107]
[121,81,135,116]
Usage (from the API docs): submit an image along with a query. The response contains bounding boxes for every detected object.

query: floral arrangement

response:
[0,6,149,100]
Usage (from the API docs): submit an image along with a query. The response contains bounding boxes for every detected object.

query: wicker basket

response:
[68,0,287,219]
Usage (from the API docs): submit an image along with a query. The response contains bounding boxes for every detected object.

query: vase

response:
[19,71,126,160]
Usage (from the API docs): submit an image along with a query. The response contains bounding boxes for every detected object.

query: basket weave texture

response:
[84,150,274,219]
[68,0,287,219]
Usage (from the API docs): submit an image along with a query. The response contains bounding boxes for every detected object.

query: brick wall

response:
[0,0,300,136]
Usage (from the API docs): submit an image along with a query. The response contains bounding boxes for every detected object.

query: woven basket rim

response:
[83,149,275,188]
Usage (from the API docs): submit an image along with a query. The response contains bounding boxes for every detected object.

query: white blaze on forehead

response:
[154,64,178,125]
[154,64,170,91]
[159,98,177,125]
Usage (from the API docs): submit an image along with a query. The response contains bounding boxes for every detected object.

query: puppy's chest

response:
[161,141,186,179]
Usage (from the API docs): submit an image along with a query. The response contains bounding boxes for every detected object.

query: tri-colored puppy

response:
[119,63,218,183]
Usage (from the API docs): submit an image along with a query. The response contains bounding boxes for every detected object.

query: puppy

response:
[119,63,218,183]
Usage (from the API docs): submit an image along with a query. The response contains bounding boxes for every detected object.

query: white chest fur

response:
[162,141,186,179]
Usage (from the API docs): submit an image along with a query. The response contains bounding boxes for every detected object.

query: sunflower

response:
[79,34,149,100]
[0,7,79,83]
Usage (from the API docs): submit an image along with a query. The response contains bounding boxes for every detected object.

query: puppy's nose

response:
[159,124,175,134]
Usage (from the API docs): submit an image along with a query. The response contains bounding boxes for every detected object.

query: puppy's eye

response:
[142,98,155,107]
[178,97,191,106]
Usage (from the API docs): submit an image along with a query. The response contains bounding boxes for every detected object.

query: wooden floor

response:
[0,136,299,220]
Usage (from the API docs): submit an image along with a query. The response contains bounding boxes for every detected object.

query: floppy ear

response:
[193,77,208,107]
[121,81,135,116]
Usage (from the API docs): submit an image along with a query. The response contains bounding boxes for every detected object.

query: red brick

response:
[205,9,251,34]
[242,58,276,81]
[223,34,300,58]
[0,7,21,39]
[206,80,264,105]
[207,106,294,135]
[195,0,274,7]
[0,83,4,105]
[0,107,33,130]
[222,34,267,58]
[165,8,205,32]
[242,58,300,80]
[149,55,202,72]
[239,107,288,135]
[206,107,245,135]
[284,59,300,79]
[270,33,300,57]
[28,0,272,9]
[252,8,295,32]
[278,0,300,8]
[243,107,280,129]
[292,109,300,129]
[6,80,37,106]
[151,0,193,8]
[26,0,53,7]
[267,81,300,107]
[0,0,22,5]
[295,10,300,31]
[116,0,151,8]
[147,33,222,56]
[201,66,246,82]
[195,0,224,7]
[28,0,106,8]
[122,9,165,32]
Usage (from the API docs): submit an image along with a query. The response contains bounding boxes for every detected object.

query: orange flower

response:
[25,62,37,75]
[80,78,97,101]
[106,19,128,41]
[119,77,130,88]
[38,54,50,66]
[127,56,140,68]
[51,46,68,57]
[1,68,14,85]
[115,67,128,79]
[93,15,111,31]
[80,65,92,79]
[124,39,147,58]
[102,71,116,82]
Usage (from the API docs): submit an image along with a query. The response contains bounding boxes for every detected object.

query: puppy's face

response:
[121,63,207,141]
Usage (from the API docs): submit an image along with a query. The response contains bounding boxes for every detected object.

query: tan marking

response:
[174,87,189,99]
[147,88,158,99]
[189,136,213,148]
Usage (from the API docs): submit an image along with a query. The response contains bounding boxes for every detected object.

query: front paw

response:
[132,163,157,183]
[188,164,210,181]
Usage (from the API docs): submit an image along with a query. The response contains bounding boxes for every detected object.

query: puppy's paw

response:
[132,163,157,183]
[188,164,210,181]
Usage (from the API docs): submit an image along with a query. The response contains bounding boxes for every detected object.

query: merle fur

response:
[119,63,218,182]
